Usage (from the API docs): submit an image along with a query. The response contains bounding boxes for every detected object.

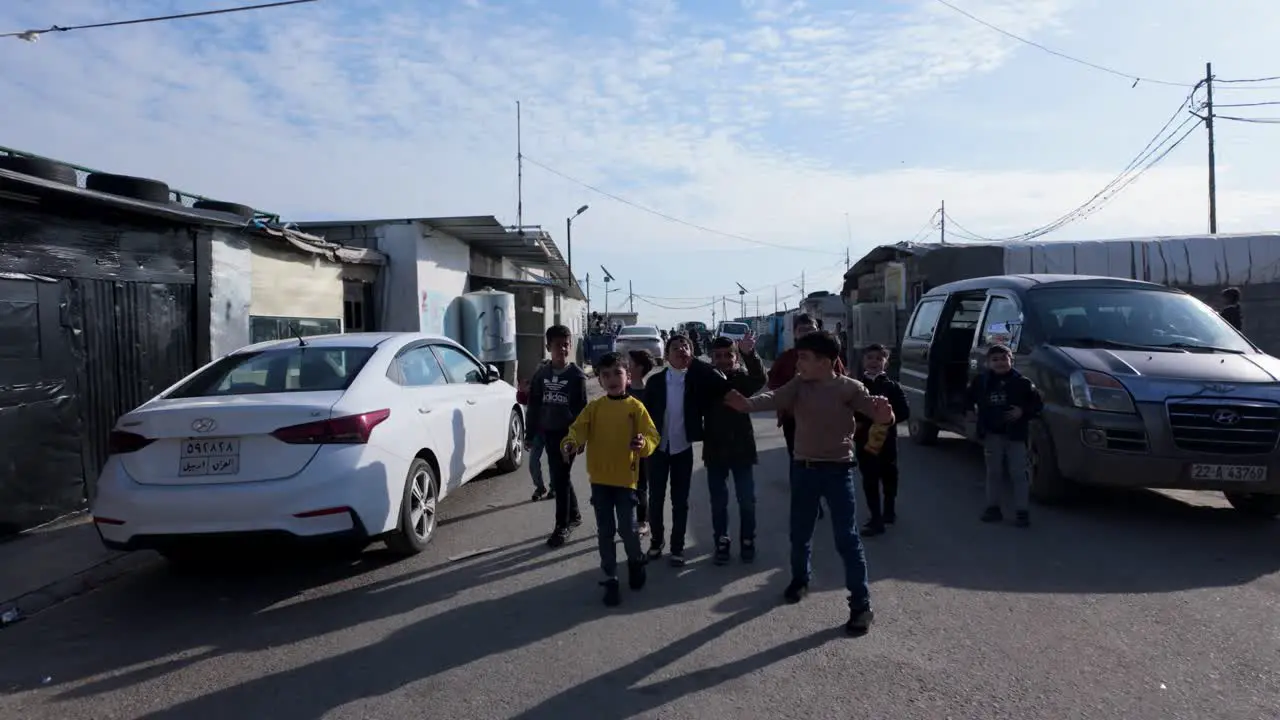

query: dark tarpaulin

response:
[0,380,84,536]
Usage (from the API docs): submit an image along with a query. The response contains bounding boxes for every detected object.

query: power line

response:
[1216,75,1280,84]
[1,0,318,41]
[1216,115,1280,125]
[522,155,843,256]
[943,92,1203,242]
[931,0,1194,88]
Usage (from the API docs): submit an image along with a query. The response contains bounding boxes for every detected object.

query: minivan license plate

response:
[180,438,240,476]
[1190,464,1267,482]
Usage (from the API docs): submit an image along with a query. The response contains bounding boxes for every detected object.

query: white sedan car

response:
[91,332,524,562]
[613,324,665,365]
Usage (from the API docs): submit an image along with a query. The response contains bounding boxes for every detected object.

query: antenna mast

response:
[516,101,524,230]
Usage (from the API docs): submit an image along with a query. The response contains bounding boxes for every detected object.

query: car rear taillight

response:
[108,430,154,455]
[270,409,391,445]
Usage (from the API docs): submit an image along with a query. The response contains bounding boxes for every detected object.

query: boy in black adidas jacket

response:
[965,344,1044,528]
[853,344,910,536]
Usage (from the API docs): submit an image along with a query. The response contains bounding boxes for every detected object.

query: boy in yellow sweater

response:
[562,352,661,607]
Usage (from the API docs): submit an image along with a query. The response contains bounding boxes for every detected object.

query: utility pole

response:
[736,282,748,320]
[940,200,946,244]
[721,296,727,321]
[800,271,805,298]
[628,280,634,314]
[1205,62,1218,234]
[516,101,523,230]
[773,286,778,314]
[585,272,591,318]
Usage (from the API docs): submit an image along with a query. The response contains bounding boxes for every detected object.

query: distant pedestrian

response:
[561,352,660,607]
[626,349,656,537]
[525,325,588,547]
[1220,287,1243,332]
[725,330,896,636]
[965,344,1043,528]
[703,333,767,564]
[768,313,845,520]
[854,344,909,536]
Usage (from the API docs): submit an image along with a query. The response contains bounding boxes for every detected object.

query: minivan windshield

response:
[719,322,749,335]
[1028,287,1254,354]
[167,346,377,398]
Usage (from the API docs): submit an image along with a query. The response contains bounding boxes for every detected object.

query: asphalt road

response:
[2,418,1279,720]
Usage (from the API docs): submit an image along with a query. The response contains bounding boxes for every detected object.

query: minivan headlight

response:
[1068,370,1136,414]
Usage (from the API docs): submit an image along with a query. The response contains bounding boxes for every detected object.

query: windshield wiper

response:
[1047,336,1170,351]
[1155,342,1244,354]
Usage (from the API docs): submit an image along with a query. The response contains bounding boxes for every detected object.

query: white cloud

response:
[0,0,1278,326]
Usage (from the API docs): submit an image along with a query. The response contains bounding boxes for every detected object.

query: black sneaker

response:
[1014,510,1030,528]
[546,526,571,547]
[600,578,621,607]
[531,488,547,502]
[568,514,583,529]
[861,519,886,537]
[783,580,809,604]
[647,543,664,560]
[740,538,756,564]
[627,560,647,590]
[546,488,557,500]
[669,552,686,567]
[713,537,731,565]
[846,607,875,636]
[883,508,897,524]
[980,506,1003,523]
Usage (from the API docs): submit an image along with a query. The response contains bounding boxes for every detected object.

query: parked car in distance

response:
[716,321,750,343]
[91,332,524,562]
[900,274,1280,517]
[614,324,665,366]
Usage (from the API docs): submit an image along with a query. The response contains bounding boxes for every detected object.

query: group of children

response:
[517,315,1043,636]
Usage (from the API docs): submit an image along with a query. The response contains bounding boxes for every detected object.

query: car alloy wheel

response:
[510,414,524,466]
[409,467,437,543]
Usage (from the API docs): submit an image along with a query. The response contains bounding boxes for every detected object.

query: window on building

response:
[343,280,372,332]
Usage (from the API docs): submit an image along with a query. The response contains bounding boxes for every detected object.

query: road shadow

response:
[863,433,1280,595]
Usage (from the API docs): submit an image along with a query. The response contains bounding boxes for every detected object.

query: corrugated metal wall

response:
[74,279,196,482]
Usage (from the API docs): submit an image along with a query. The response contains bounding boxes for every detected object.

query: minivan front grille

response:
[1166,401,1280,455]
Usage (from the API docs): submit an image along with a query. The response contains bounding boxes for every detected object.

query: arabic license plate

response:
[1189,464,1267,482]
[179,437,241,476]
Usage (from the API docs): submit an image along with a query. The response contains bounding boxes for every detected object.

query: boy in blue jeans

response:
[725,331,895,636]
[562,352,661,606]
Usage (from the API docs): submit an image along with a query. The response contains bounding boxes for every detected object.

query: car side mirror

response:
[486,364,502,382]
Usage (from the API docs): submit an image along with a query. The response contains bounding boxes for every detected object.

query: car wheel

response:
[496,410,525,473]
[1028,419,1075,505]
[386,458,439,556]
[908,417,939,446]
[1224,492,1280,519]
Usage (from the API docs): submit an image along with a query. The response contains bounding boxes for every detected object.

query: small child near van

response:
[854,344,910,536]
[965,344,1044,528]
[562,352,661,607]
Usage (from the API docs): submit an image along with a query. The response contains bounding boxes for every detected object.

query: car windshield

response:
[685,322,707,332]
[1028,287,1254,353]
[618,326,658,337]
[720,323,749,334]
[167,346,377,398]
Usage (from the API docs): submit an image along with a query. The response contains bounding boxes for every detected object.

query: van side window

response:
[979,296,1022,348]
[907,299,945,339]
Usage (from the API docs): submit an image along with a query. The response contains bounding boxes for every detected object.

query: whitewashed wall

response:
[416,226,470,341]
[209,229,252,358]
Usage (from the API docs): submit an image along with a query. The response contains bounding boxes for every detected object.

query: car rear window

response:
[167,347,377,398]
[720,323,749,334]
[618,326,657,337]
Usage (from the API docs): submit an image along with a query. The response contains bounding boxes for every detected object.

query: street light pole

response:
[566,204,589,275]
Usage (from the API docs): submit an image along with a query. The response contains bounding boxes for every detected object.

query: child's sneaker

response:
[600,578,621,607]
[647,542,663,560]
[531,488,547,502]
[740,538,756,563]
[546,488,557,500]
[568,513,583,528]
[883,508,897,524]
[627,560,647,590]
[861,519,886,537]
[846,607,874,636]
[713,537,731,565]
[668,552,686,567]
[1014,510,1030,528]
[783,580,809,604]
[980,506,1003,523]
[546,526,571,547]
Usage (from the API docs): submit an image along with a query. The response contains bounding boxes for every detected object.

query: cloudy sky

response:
[3,0,1280,326]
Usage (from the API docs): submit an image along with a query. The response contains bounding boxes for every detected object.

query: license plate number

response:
[180,438,240,476]
[1190,464,1267,482]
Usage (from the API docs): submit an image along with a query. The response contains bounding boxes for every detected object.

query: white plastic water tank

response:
[458,288,517,362]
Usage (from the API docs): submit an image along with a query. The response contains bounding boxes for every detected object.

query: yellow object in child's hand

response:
[864,423,889,456]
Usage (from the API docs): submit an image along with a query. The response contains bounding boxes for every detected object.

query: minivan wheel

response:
[496,410,525,473]
[908,418,939,446]
[386,459,439,556]
[1224,492,1280,519]
[1028,420,1075,505]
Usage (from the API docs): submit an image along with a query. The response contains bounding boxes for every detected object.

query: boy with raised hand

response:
[725,330,895,637]
[703,332,767,565]
[526,325,588,547]
[562,352,661,607]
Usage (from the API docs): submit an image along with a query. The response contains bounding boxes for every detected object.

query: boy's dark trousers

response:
[591,483,643,578]
[856,449,899,522]
[635,457,649,525]
[542,428,581,529]
[647,447,693,553]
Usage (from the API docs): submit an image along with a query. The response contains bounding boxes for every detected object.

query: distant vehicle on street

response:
[901,274,1280,517]
[91,332,524,563]
[614,324,665,366]
[715,321,750,343]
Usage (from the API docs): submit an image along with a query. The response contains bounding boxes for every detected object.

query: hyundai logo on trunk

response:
[191,418,218,433]
[1211,408,1241,426]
